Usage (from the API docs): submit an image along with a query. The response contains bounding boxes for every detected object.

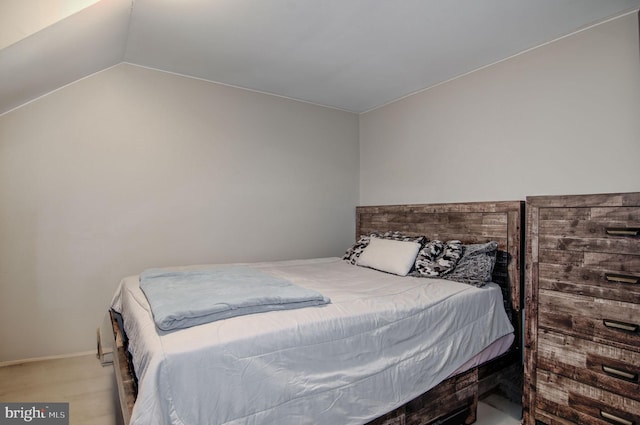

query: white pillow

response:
[356,237,421,276]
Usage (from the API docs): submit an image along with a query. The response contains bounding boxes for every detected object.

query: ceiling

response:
[1,0,639,115]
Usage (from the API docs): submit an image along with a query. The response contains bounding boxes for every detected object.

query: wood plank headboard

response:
[355,201,525,315]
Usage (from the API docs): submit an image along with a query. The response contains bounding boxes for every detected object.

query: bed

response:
[108,200,524,425]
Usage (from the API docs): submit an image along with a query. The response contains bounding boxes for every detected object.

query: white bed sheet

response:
[111,257,514,425]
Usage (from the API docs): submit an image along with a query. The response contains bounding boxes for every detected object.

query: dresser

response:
[523,192,640,425]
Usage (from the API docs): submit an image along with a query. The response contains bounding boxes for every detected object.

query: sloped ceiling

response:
[1,0,639,115]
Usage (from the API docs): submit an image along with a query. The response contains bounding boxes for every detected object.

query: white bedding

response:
[111,257,514,425]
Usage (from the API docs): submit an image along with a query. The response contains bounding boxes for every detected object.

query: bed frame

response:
[356,201,524,424]
[109,200,524,425]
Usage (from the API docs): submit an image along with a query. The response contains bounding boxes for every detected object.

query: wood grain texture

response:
[524,192,640,425]
[356,201,524,314]
[535,370,640,425]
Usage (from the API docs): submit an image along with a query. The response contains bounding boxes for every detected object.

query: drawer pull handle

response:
[600,410,634,425]
[606,227,640,236]
[602,365,638,381]
[603,320,639,333]
[606,273,640,285]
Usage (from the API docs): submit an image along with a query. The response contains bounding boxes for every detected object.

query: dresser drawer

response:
[538,233,639,256]
[539,206,640,235]
[539,290,640,352]
[537,330,640,401]
[538,261,640,304]
[535,369,640,425]
[539,250,640,272]
[538,206,639,256]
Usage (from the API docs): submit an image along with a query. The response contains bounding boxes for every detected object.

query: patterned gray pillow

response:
[343,231,427,265]
[415,240,463,277]
[342,235,370,265]
[442,241,498,287]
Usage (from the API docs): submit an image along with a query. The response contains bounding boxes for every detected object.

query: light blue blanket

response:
[139,266,330,331]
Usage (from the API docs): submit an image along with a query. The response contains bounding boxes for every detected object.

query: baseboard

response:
[0,350,96,368]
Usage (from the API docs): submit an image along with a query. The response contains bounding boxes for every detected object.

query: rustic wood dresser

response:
[523,192,640,425]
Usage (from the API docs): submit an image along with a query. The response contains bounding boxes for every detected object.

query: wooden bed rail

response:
[110,309,135,425]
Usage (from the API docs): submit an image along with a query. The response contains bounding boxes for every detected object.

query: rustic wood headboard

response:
[355,201,525,316]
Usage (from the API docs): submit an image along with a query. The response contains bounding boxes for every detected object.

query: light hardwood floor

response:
[477,392,522,425]
[0,354,120,425]
[0,353,521,425]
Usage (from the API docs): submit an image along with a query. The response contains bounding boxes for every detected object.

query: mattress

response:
[111,257,515,425]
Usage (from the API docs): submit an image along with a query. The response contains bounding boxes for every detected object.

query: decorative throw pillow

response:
[415,240,463,277]
[443,241,498,287]
[342,235,370,265]
[356,237,422,276]
[343,231,427,265]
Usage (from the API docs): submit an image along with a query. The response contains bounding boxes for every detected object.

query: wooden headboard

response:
[355,201,525,316]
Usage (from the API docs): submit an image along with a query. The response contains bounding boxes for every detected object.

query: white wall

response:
[4,11,639,364]
[0,63,359,362]
[0,0,101,49]
[360,12,640,205]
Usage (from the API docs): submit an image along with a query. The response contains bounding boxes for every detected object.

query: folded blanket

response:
[139,266,331,331]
